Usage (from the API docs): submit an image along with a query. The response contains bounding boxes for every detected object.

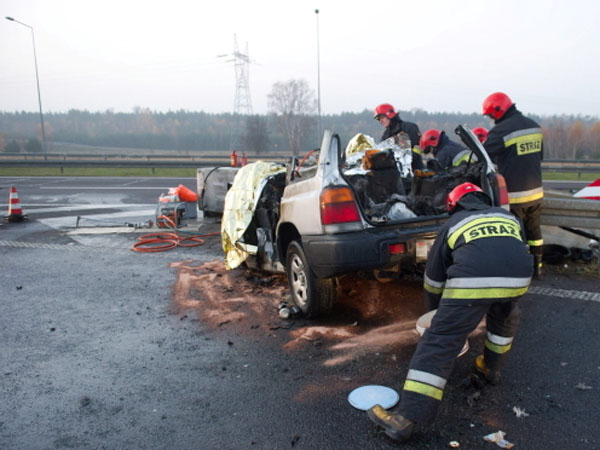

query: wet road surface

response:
[1,176,599,449]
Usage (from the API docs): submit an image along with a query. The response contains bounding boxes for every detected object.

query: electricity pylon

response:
[218,34,253,116]
[218,34,254,150]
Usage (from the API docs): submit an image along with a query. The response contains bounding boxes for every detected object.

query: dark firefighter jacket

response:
[423,205,533,308]
[380,115,424,171]
[483,105,544,205]
[432,132,475,169]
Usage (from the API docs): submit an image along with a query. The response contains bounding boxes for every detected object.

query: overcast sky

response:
[1,0,599,117]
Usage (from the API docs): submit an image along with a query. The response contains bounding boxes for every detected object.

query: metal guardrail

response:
[1,154,599,169]
[542,160,600,180]
[541,196,600,230]
[0,152,289,170]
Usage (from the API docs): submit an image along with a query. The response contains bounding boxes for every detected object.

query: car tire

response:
[285,240,335,317]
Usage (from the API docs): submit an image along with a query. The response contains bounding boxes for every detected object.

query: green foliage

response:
[540,171,600,181]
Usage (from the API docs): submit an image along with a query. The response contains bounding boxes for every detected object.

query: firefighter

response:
[419,129,476,169]
[472,127,489,143]
[367,182,533,442]
[373,103,424,171]
[482,92,544,278]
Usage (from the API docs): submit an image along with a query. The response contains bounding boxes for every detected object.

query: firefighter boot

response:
[367,405,414,442]
[533,254,543,280]
[474,354,501,385]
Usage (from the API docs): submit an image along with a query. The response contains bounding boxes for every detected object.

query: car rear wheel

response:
[285,240,335,318]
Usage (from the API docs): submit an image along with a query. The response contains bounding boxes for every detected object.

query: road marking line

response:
[2,202,192,212]
[528,286,600,303]
[0,240,188,256]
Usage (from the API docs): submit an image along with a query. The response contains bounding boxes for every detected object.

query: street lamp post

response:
[6,16,47,153]
[315,9,322,145]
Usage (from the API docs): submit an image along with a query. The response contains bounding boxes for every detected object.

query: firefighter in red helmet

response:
[419,129,476,169]
[472,127,489,143]
[481,92,544,278]
[367,182,532,442]
[373,103,424,172]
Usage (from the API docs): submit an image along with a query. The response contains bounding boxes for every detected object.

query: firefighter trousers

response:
[511,201,543,256]
[398,299,521,424]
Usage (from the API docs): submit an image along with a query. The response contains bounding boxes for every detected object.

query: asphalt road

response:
[1,176,599,450]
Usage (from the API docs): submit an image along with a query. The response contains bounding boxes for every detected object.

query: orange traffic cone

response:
[6,186,27,222]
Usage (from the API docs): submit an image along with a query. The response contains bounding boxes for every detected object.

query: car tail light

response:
[389,243,406,255]
[320,186,361,225]
[495,174,509,208]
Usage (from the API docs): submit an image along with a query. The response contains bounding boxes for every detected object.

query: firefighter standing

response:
[482,92,544,278]
[367,183,533,442]
[419,129,476,169]
[374,103,424,172]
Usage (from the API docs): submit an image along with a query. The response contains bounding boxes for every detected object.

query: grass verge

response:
[542,171,600,181]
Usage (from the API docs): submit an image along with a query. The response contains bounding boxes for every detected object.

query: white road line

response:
[40,209,156,227]
[528,286,600,303]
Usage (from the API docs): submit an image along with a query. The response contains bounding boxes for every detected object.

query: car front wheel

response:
[285,240,334,318]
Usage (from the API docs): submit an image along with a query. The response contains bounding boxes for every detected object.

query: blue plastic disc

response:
[348,385,400,411]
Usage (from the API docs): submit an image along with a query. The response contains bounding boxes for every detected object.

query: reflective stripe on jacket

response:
[433,134,467,169]
[483,106,544,205]
[423,207,533,306]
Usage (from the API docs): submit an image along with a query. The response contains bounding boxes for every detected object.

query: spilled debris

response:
[169,259,489,370]
[512,406,529,418]
[483,430,514,449]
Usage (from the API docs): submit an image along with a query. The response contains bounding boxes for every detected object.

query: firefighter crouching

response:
[419,129,477,170]
[482,92,544,278]
[367,183,533,442]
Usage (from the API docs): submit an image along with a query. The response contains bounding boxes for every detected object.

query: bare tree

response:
[267,79,316,155]
[567,120,586,159]
[544,119,568,159]
[589,121,600,159]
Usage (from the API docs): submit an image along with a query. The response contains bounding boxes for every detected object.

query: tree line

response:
[1,81,599,159]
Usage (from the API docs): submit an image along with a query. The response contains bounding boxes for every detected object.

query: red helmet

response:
[482,92,514,120]
[373,103,397,119]
[419,129,441,152]
[472,127,489,143]
[446,182,484,212]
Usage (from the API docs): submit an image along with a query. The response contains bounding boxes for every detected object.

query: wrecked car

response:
[221,125,509,317]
